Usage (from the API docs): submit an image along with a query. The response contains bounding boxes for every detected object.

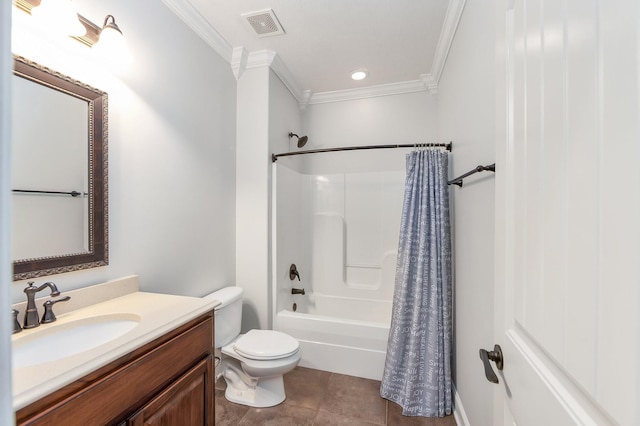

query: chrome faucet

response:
[23,281,60,329]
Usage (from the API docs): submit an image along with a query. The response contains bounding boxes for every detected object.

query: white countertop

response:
[12,291,220,410]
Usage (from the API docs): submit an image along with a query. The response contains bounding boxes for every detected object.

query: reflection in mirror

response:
[12,56,108,280]
[12,74,89,259]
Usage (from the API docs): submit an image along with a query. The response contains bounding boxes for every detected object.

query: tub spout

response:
[291,288,305,295]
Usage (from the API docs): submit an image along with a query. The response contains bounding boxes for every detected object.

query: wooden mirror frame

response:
[12,55,108,280]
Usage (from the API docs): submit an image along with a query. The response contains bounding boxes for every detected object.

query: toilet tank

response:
[203,286,243,348]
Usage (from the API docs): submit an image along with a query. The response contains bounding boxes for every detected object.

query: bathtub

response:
[275,293,391,381]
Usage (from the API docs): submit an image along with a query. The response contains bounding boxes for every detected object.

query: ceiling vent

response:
[242,9,285,38]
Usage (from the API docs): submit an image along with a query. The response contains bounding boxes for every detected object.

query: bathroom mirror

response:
[11,55,108,280]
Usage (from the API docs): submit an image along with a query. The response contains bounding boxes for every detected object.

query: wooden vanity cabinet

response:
[16,312,215,426]
[126,357,212,425]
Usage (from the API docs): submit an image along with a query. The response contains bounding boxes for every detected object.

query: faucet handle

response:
[289,264,301,281]
[12,309,22,334]
[41,296,71,324]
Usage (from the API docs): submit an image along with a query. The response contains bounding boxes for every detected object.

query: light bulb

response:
[92,16,133,68]
[351,69,368,81]
[30,0,85,37]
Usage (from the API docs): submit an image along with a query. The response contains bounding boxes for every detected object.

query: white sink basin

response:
[12,313,141,369]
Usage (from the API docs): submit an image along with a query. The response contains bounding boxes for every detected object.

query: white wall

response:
[10,0,237,302]
[269,71,303,318]
[436,1,496,425]
[269,71,303,155]
[236,66,301,331]
[302,91,439,149]
[236,66,270,331]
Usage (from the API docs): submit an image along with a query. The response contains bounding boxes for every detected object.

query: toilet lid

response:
[233,330,299,360]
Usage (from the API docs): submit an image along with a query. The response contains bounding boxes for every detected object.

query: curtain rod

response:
[12,189,87,197]
[448,164,495,187]
[272,142,452,162]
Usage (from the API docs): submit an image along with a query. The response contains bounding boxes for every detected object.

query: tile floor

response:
[215,367,457,425]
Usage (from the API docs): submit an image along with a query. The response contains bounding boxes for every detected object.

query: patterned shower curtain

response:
[380,148,452,417]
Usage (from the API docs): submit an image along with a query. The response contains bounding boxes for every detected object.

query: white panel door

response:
[493,0,639,425]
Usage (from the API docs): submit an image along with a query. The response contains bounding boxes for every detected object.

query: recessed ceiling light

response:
[351,69,368,81]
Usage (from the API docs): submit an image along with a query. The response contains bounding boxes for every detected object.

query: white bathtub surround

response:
[293,292,392,323]
[273,150,409,380]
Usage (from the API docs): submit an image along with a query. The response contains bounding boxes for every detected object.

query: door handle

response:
[479,344,504,384]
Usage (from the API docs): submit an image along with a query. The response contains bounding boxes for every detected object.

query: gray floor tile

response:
[313,410,382,425]
[215,365,456,426]
[319,373,386,425]
[284,366,332,410]
[215,389,250,426]
[238,404,316,426]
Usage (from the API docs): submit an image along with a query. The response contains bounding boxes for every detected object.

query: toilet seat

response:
[233,329,299,360]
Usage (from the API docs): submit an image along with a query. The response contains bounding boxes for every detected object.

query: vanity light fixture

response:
[351,69,368,81]
[92,15,133,66]
[14,0,132,65]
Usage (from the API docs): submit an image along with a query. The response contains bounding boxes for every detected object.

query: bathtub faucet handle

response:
[289,264,301,281]
[291,288,305,295]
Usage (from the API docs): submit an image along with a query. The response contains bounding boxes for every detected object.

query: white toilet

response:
[205,286,301,408]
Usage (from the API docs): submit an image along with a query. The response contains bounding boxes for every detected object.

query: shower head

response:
[289,132,308,148]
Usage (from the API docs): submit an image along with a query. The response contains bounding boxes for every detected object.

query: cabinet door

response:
[127,356,214,426]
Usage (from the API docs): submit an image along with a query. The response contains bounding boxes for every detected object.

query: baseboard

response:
[453,384,471,426]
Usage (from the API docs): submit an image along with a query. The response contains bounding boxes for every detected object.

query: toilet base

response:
[222,356,289,408]
[223,374,286,407]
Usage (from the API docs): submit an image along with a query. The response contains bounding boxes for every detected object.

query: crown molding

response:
[245,49,276,68]
[243,50,304,103]
[429,0,466,85]
[231,46,248,80]
[302,75,435,107]
[265,53,304,102]
[160,0,232,62]
[421,74,439,94]
[299,90,313,111]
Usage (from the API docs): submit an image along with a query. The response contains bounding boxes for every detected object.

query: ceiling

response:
[162,0,465,104]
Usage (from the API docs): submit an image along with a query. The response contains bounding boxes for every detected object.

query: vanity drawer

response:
[16,312,214,426]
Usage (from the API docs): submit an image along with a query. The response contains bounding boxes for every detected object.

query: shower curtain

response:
[380,148,452,417]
